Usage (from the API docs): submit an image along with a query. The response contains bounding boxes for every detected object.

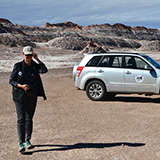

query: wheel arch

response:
[84,78,107,91]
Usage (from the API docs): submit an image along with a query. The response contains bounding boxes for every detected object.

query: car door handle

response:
[125,71,132,75]
[98,69,104,73]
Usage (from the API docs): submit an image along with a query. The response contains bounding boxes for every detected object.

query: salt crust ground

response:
[0,46,160,72]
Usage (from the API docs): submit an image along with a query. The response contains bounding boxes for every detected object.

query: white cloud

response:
[0,0,160,29]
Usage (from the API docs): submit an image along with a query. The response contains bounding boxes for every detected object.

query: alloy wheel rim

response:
[89,83,103,98]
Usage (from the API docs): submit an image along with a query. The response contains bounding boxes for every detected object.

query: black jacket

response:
[9,60,48,102]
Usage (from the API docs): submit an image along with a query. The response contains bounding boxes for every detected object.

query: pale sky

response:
[1,0,160,29]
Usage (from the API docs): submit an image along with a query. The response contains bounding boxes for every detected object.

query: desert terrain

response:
[1,47,160,160]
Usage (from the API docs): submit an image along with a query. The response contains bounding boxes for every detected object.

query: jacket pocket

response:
[12,87,24,103]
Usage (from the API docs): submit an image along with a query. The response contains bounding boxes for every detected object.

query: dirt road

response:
[1,68,160,160]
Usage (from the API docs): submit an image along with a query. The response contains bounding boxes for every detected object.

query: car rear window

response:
[86,56,102,67]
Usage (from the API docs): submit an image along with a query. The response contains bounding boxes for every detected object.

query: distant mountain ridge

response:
[0,18,160,51]
[43,21,159,33]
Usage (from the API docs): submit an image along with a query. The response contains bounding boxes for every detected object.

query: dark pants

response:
[14,93,37,144]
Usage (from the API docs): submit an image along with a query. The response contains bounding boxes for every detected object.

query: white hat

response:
[23,46,33,56]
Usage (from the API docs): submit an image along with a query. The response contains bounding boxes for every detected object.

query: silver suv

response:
[73,52,160,101]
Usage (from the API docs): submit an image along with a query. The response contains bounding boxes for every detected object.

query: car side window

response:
[125,56,137,68]
[99,55,122,68]
[135,57,148,69]
[98,56,110,67]
[125,56,148,69]
[112,56,122,68]
[86,56,102,67]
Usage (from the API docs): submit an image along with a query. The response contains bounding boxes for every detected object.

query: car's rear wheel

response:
[86,80,106,101]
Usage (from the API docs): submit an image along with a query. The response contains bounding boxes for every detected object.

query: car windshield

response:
[142,55,160,69]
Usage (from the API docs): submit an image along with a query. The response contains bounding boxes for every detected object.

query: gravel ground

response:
[1,68,160,160]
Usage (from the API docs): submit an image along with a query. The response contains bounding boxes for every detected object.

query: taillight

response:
[77,66,84,77]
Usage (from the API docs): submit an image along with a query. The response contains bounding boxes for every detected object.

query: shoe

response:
[19,143,25,153]
[26,140,33,149]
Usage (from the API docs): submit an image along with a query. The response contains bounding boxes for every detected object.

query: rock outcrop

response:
[42,21,83,30]
[0,18,12,24]
[47,34,86,50]
[0,18,160,51]
[82,38,108,53]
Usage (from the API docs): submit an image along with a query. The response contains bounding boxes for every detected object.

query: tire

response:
[86,80,106,101]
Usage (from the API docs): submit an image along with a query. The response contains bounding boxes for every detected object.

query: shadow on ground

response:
[105,96,160,103]
[22,142,145,155]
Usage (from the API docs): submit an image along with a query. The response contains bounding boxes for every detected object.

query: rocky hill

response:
[0,18,160,52]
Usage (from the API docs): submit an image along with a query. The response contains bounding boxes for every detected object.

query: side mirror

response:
[144,65,152,70]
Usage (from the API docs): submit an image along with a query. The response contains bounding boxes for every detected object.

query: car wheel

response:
[86,80,106,101]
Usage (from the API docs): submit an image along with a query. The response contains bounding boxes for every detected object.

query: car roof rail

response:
[85,52,141,55]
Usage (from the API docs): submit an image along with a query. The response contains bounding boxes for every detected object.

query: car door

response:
[96,55,125,92]
[124,56,156,93]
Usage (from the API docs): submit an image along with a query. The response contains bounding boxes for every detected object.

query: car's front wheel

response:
[86,80,106,101]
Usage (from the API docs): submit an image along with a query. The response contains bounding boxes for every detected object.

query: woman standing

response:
[9,46,48,153]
